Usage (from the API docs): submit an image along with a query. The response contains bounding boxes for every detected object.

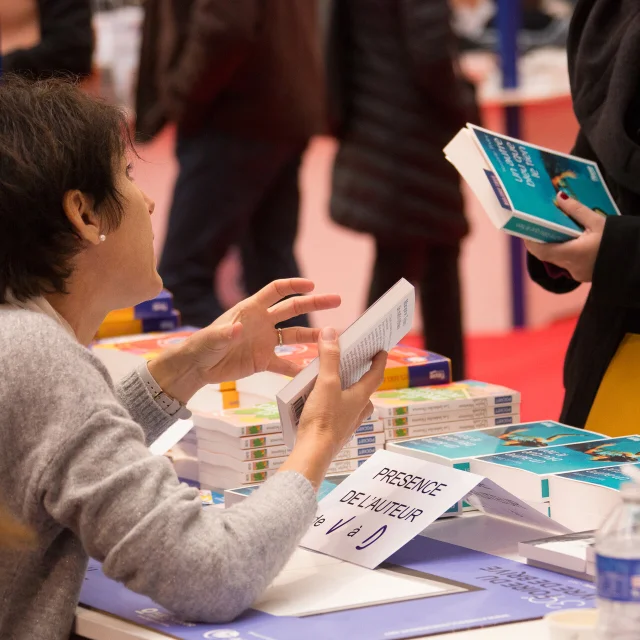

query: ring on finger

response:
[277,327,284,347]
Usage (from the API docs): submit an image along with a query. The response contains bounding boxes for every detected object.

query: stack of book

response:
[237,344,452,401]
[386,421,605,514]
[548,463,640,532]
[470,435,640,518]
[373,380,521,442]
[193,402,385,489]
[96,290,181,339]
[93,329,254,413]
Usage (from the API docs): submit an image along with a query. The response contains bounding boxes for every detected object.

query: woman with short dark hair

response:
[0,76,387,640]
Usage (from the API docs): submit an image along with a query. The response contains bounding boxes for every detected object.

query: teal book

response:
[549,464,640,532]
[445,124,620,243]
[471,436,640,503]
[386,421,605,472]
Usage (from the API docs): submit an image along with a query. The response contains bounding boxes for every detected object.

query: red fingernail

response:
[558,191,569,201]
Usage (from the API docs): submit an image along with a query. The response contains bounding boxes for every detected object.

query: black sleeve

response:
[590,214,640,308]
[526,252,582,294]
[2,0,93,78]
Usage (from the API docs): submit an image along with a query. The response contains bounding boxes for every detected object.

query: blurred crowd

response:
[0,0,577,380]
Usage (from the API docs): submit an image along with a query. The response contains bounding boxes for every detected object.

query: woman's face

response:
[101,156,163,310]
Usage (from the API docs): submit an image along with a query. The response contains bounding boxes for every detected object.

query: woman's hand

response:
[525,192,606,283]
[148,279,341,404]
[278,328,388,489]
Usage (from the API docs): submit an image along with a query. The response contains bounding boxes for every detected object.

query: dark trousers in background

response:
[368,239,465,381]
[159,126,309,329]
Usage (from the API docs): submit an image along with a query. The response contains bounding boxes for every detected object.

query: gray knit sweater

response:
[0,307,317,640]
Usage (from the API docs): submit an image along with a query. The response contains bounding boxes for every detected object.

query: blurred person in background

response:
[326,0,479,381]
[136,0,325,329]
[0,0,93,78]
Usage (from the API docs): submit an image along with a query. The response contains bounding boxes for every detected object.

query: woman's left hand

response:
[524,193,605,283]
[148,279,341,404]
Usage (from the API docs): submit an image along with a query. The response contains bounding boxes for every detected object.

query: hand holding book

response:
[278,329,387,490]
[525,192,606,283]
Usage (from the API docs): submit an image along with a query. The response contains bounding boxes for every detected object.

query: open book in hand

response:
[444,124,620,243]
[277,279,415,448]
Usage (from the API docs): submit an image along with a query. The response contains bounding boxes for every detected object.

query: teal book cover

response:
[232,475,349,502]
[480,436,640,475]
[470,125,619,233]
[397,422,603,461]
[559,464,640,491]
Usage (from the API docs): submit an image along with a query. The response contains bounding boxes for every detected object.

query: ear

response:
[62,190,102,245]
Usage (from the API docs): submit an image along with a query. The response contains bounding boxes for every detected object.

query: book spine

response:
[378,360,452,391]
[374,393,521,418]
[503,216,577,243]
[383,404,519,428]
[238,422,284,437]
[385,414,520,440]
[353,421,384,435]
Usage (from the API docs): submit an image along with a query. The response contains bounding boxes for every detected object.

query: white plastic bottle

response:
[595,480,640,639]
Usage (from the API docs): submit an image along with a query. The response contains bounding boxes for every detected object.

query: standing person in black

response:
[525,0,640,427]
[136,0,325,329]
[326,0,478,381]
[1,0,93,78]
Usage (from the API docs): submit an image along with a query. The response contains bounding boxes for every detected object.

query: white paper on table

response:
[254,548,464,617]
[148,419,194,456]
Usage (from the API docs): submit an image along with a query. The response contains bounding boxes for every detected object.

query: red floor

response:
[404,316,577,424]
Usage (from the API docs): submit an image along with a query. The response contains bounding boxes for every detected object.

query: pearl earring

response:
[99,234,106,242]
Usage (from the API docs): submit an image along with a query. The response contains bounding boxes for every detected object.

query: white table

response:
[74,513,557,640]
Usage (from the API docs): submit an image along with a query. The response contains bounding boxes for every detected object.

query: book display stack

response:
[470,435,640,516]
[93,329,246,413]
[238,343,452,401]
[193,402,386,490]
[96,290,181,339]
[548,462,640,532]
[374,380,522,442]
[386,421,606,513]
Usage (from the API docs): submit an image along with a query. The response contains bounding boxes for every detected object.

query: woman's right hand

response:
[278,327,388,489]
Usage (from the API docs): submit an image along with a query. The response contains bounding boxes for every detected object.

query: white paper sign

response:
[301,450,571,569]
[466,479,571,535]
[300,450,480,569]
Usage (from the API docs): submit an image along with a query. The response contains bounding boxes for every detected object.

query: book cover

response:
[445,125,620,243]
[387,422,605,471]
[385,414,521,441]
[373,380,520,418]
[277,279,415,448]
[96,309,181,339]
[192,403,282,437]
[471,435,639,503]
[225,474,350,507]
[105,289,174,322]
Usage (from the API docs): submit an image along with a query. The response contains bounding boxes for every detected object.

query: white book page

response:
[466,478,571,535]
[278,279,415,447]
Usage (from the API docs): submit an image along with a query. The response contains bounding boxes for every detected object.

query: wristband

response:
[137,363,192,420]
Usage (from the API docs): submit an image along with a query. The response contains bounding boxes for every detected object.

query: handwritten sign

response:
[300,450,480,569]
[301,450,570,569]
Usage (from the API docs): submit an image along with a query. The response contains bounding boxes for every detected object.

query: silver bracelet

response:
[137,362,192,420]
